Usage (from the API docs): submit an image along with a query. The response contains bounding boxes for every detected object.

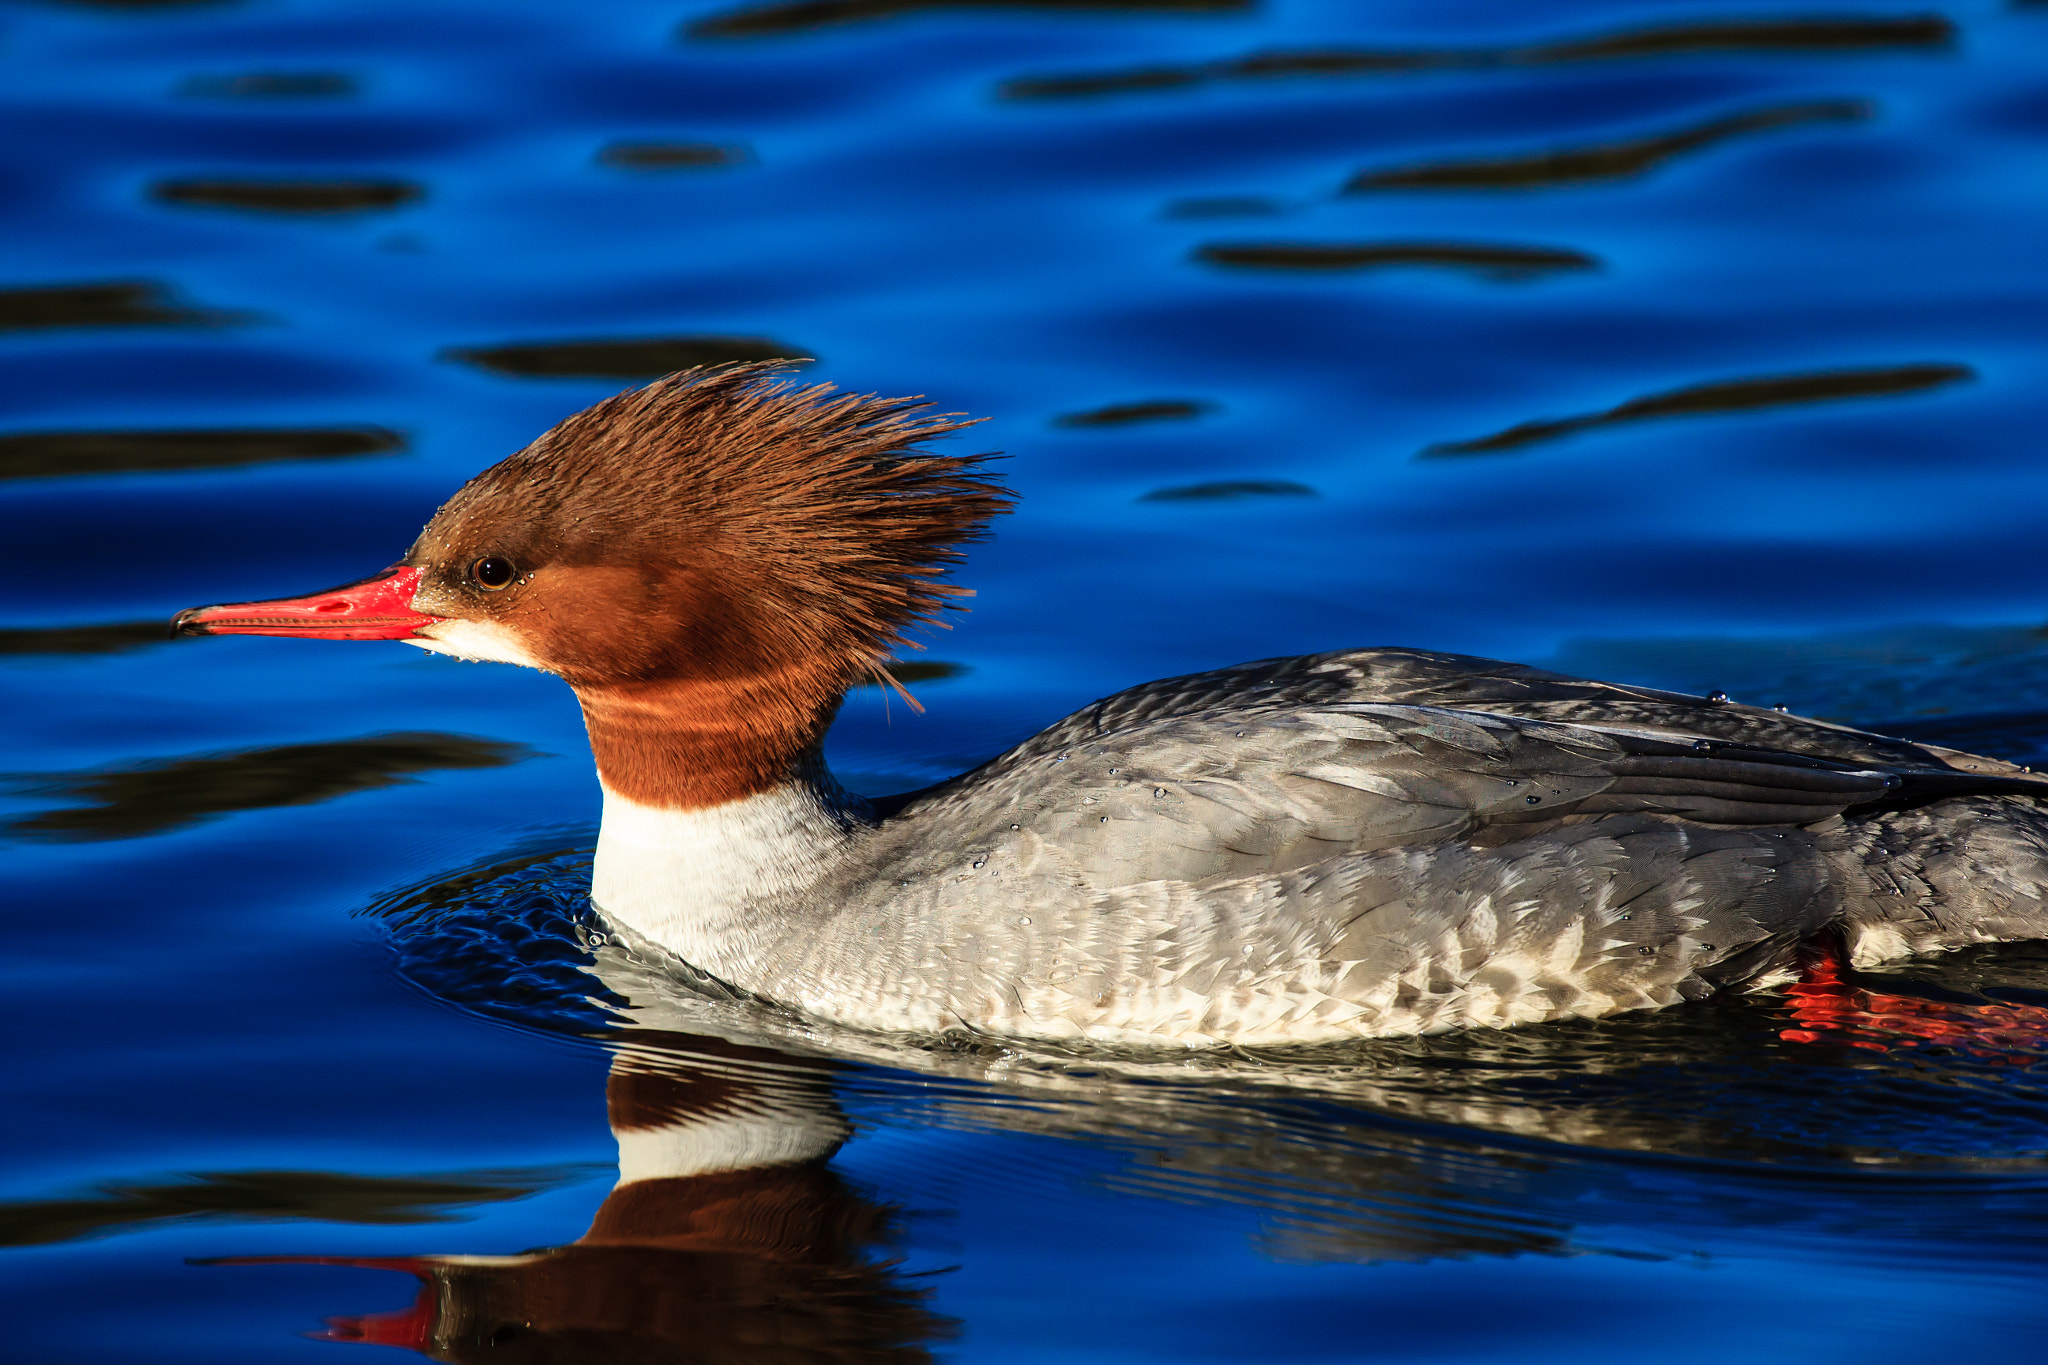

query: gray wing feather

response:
[890,700,1904,891]
[962,646,2042,777]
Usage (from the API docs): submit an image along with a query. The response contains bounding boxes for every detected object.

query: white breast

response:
[591,781,857,978]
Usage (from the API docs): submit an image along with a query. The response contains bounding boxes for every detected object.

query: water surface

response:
[7,0,2048,1360]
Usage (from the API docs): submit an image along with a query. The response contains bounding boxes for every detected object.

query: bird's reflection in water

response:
[297,1033,951,1363]
[266,851,2048,1359]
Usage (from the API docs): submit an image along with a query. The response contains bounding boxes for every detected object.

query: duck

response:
[174,362,2048,1047]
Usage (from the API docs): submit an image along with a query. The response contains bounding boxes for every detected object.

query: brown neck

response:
[573,661,849,809]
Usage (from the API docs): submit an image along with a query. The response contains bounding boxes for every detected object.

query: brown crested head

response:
[399,363,1007,808]
[404,362,1008,691]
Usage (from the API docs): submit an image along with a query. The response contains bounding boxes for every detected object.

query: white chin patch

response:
[404,619,547,670]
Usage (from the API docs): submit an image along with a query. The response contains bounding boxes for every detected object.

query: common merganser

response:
[175,363,2048,1046]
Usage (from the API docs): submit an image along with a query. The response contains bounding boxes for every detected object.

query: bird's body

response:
[177,366,2048,1047]
[596,646,2048,1044]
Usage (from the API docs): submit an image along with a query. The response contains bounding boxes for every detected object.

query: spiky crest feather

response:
[464,361,1009,679]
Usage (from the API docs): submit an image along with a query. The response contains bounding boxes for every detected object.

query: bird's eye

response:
[472,556,518,590]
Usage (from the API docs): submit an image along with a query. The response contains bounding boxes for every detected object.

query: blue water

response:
[9,0,2048,1359]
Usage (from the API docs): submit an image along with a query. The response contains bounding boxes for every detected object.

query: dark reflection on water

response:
[246,845,2048,1359]
[1,1169,572,1248]
[50,0,229,8]
[1194,241,1598,278]
[1004,64,1208,100]
[1424,363,1974,457]
[0,621,175,656]
[1159,194,1285,218]
[1139,478,1314,502]
[150,179,425,215]
[595,141,751,171]
[0,427,403,481]
[176,72,359,100]
[861,659,968,684]
[1523,14,1955,63]
[264,1040,950,1364]
[687,0,1249,41]
[1000,15,1954,99]
[0,281,238,332]
[1348,98,1873,193]
[445,337,810,380]
[1054,398,1212,427]
[8,733,534,842]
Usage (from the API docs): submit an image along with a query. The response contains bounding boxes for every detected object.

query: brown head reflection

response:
[278,1032,951,1364]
